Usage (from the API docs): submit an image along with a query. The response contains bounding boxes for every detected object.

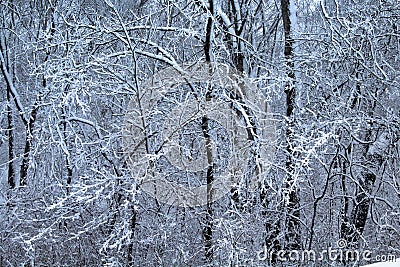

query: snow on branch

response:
[0,39,28,125]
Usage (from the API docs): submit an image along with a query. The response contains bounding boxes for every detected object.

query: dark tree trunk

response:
[202,111,214,263]
[344,150,384,246]
[19,94,40,186]
[204,0,214,62]
[61,87,73,188]
[280,0,301,250]
[6,87,15,189]
[127,208,137,266]
[202,0,215,263]
[340,159,350,241]
[341,81,387,247]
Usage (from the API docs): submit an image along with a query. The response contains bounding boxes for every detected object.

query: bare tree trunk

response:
[340,158,350,240]
[127,208,137,266]
[6,86,15,188]
[203,0,214,262]
[0,27,15,189]
[20,102,39,186]
[229,0,244,73]
[12,3,55,187]
[204,0,214,63]
[61,85,73,188]
[340,75,389,247]
[343,131,389,246]
[280,0,301,250]
[202,113,214,262]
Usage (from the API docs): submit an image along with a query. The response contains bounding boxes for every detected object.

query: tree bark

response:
[343,131,389,246]
[6,86,15,189]
[203,0,214,262]
[202,114,214,263]
[204,0,214,62]
[20,102,39,186]
[280,0,301,250]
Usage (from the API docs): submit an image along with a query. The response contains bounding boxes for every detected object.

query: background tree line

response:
[0,0,399,266]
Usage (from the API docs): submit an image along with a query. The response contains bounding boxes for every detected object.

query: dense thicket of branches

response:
[0,0,399,266]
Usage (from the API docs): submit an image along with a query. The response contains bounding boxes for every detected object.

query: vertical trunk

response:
[63,112,73,186]
[341,73,387,246]
[229,0,244,73]
[1,34,16,189]
[261,189,281,263]
[20,75,46,186]
[59,97,72,236]
[204,0,214,62]
[127,208,137,266]
[19,105,38,186]
[340,158,350,240]
[202,114,214,262]
[20,4,56,186]
[61,88,73,188]
[343,131,388,246]
[203,0,214,262]
[280,0,301,250]
[6,86,15,188]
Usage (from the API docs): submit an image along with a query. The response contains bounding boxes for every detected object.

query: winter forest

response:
[0,0,399,266]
